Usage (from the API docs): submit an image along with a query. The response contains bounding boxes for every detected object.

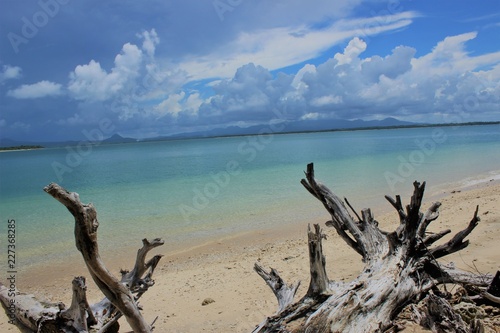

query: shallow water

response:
[1,124,499,269]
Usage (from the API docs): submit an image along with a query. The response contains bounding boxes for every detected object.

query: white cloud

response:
[138,29,160,58]
[0,65,22,83]
[334,37,366,66]
[310,95,343,107]
[65,29,188,122]
[7,80,62,99]
[409,32,500,78]
[178,11,418,80]
[293,63,316,83]
[68,43,143,101]
[301,112,321,120]
[185,93,203,114]
[152,91,204,120]
[153,92,186,118]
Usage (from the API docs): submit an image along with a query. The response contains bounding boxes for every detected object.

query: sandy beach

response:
[1,179,499,332]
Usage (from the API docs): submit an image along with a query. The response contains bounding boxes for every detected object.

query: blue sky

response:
[0,0,499,141]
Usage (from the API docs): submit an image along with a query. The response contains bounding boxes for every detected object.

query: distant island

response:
[0,145,44,152]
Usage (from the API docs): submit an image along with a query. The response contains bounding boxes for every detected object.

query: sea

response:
[1,124,499,271]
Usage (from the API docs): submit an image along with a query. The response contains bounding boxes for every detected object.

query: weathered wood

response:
[121,238,164,294]
[484,271,500,305]
[254,163,492,333]
[0,183,164,333]
[0,279,108,333]
[305,224,329,297]
[301,164,364,258]
[43,182,152,333]
[253,264,300,313]
[0,283,59,332]
[430,205,480,259]
[59,276,96,331]
[418,294,467,332]
[433,263,494,287]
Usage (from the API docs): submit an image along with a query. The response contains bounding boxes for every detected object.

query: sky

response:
[0,0,499,142]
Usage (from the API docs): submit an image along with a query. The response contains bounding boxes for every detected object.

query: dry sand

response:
[1,179,499,332]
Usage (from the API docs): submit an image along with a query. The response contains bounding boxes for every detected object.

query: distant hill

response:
[102,133,137,144]
[279,117,417,132]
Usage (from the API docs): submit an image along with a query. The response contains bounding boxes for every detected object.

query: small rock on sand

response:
[202,298,215,306]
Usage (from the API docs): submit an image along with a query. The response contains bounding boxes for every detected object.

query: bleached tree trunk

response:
[254,163,493,333]
[0,183,163,333]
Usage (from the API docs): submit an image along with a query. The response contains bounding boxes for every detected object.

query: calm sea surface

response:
[1,124,499,268]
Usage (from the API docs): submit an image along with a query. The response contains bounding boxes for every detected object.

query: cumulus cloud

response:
[310,95,343,107]
[153,92,186,118]
[138,29,160,58]
[412,32,479,75]
[297,34,499,121]
[7,81,62,99]
[64,29,188,122]
[0,65,22,83]
[334,37,367,66]
[361,46,415,80]
[195,63,297,126]
[68,43,143,101]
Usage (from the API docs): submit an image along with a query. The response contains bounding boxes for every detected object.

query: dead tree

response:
[254,163,494,333]
[0,183,163,333]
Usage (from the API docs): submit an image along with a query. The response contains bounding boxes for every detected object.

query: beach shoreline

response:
[0,147,44,153]
[1,177,499,332]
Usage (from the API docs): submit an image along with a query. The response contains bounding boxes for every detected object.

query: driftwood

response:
[0,183,163,333]
[253,163,496,333]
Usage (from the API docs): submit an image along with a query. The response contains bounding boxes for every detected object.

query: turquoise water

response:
[1,124,499,268]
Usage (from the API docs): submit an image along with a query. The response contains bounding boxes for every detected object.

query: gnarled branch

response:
[43,183,154,333]
[254,264,300,313]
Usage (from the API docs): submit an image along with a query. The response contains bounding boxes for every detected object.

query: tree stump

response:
[253,163,495,333]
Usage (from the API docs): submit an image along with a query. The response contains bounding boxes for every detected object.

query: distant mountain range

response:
[163,117,417,140]
[1,118,498,148]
